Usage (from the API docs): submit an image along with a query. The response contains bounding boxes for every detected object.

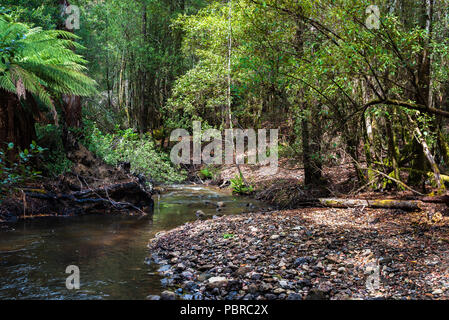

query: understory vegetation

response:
[0,142,44,199]
[230,173,254,195]
[83,123,186,184]
[1,0,449,198]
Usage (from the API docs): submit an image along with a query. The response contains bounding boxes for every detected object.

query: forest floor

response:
[148,207,449,300]
[219,159,432,205]
[146,160,449,300]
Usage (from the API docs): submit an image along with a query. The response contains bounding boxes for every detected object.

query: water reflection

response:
[0,185,266,299]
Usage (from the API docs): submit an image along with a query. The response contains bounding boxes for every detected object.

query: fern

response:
[230,173,254,195]
[0,13,97,109]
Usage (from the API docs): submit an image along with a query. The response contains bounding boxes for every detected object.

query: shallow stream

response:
[0,185,267,299]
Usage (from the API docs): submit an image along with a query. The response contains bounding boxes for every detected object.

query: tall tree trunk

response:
[139,1,149,134]
[386,108,400,183]
[294,16,322,186]
[416,0,433,106]
[0,89,36,160]
[58,0,83,153]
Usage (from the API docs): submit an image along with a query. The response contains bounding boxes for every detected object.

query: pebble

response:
[181,271,194,279]
[432,289,443,295]
[158,264,171,272]
[161,290,176,300]
[208,276,228,284]
[195,210,205,219]
[294,257,311,266]
[287,293,302,300]
[148,210,448,301]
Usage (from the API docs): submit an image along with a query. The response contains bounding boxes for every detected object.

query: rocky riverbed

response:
[147,207,449,300]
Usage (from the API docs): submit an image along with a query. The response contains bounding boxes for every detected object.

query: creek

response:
[0,185,268,299]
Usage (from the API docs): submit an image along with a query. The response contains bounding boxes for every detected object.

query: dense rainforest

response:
[2,0,449,195]
[0,0,449,302]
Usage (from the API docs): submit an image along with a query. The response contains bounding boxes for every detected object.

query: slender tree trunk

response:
[139,1,149,134]
[386,108,400,183]
[294,16,322,186]
[437,126,449,167]
[408,114,445,192]
[58,0,83,153]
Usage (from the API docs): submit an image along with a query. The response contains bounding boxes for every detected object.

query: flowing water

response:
[0,185,268,300]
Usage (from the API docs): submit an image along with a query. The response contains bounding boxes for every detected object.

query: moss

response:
[438,130,449,167]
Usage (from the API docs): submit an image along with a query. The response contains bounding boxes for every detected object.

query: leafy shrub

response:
[83,124,186,184]
[199,167,213,179]
[279,142,300,159]
[0,141,44,198]
[198,166,222,182]
[35,124,73,176]
[230,173,254,195]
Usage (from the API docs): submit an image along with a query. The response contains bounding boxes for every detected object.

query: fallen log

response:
[1,144,155,221]
[315,198,421,211]
[25,191,143,210]
[23,180,154,216]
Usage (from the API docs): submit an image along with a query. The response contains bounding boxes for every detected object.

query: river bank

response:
[148,206,449,300]
[0,185,264,299]
[0,146,154,224]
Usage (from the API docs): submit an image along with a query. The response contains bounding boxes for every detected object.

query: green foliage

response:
[0,1,61,29]
[164,56,228,130]
[4,0,449,193]
[0,13,97,108]
[230,173,254,195]
[84,123,186,184]
[199,167,213,180]
[166,0,293,131]
[0,141,44,198]
[198,166,221,181]
[223,233,234,239]
[35,124,73,176]
[77,0,207,132]
[279,143,300,159]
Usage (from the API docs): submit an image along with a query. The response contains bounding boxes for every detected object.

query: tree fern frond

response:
[0,74,16,93]
[0,15,97,109]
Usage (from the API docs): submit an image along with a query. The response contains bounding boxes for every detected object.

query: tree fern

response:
[0,13,97,110]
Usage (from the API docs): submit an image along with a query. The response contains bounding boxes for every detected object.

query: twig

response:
[359,167,424,196]
[340,147,424,196]
[21,189,26,218]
